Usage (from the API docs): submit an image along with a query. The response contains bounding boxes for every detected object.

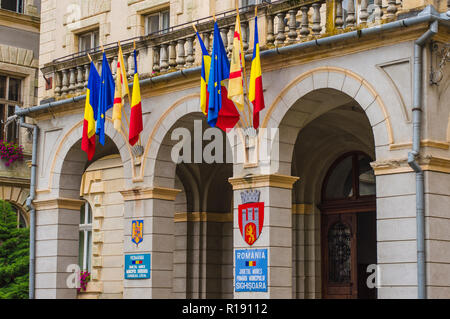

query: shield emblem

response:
[131,220,144,246]
[238,202,264,246]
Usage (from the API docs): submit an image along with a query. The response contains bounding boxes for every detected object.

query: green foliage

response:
[0,200,29,299]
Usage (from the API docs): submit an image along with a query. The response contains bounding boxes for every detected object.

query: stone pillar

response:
[229,174,299,299]
[33,198,85,299]
[376,171,418,298]
[120,187,181,299]
[423,170,450,298]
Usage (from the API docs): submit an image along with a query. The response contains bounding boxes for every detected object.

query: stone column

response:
[375,171,418,298]
[423,169,450,298]
[229,174,299,299]
[120,187,181,299]
[33,198,85,299]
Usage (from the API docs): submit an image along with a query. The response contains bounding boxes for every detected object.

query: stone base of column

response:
[229,174,299,299]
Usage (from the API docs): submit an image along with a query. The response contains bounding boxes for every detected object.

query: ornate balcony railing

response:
[41,0,409,101]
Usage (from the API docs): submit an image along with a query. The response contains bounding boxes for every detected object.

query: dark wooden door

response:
[321,213,358,299]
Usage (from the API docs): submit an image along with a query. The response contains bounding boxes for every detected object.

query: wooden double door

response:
[321,210,377,299]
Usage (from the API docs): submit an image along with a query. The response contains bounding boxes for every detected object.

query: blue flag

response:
[207,22,230,128]
[96,52,115,145]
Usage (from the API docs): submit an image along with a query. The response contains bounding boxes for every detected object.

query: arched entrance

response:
[149,110,234,299]
[319,152,376,299]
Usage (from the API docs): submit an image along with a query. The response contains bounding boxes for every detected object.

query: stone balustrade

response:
[42,0,406,100]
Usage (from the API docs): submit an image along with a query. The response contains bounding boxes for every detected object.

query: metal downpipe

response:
[408,19,438,299]
[18,114,39,299]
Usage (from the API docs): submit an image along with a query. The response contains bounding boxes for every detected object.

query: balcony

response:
[41,0,434,101]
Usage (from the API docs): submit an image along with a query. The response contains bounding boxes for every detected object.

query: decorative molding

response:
[228,174,299,190]
[292,203,314,215]
[0,8,40,31]
[389,140,450,151]
[371,156,450,175]
[33,197,85,210]
[421,156,450,174]
[174,212,233,223]
[120,187,181,201]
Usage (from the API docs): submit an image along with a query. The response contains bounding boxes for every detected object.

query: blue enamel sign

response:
[235,249,268,292]
[124,254,151,279]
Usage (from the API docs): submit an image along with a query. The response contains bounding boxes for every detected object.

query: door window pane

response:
[325,155,354,200]
[78,231,85,268]
[6,105,17,142]
[358,155,376,196]
[147,14,159,34]
[0,76,6,99]
[8,78,20,102]
[328,222,352,283]
[78,31,99,53]
[79,34,92,52]
[161,11,170,32]
[0,104,4,141]
[93,31,99,50]
[1,0,23,13]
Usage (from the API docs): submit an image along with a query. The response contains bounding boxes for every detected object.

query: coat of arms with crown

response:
[238,190,264,246]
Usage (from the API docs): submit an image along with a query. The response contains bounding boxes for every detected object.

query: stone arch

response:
[46,117,134,197]
[0,186,30,226]
[260,66,392,175]
[139,93,201,187]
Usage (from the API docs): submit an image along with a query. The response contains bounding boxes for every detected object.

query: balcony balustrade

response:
[41,0,406,100]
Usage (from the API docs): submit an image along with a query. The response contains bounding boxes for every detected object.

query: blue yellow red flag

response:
[81,61,100,160]
[195,32,211,116]
[129,49,143,146]
[249,16,265,129]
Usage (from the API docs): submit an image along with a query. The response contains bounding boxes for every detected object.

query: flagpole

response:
[115,40,132,141]
[236,0,253,130]
[225,2,250,130]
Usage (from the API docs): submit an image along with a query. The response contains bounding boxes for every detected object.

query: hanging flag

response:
[81,61,101,160]
[195,31,211,116]
[207,22,240,131]
[112,44,130,132]
[96,52,115,145]
[129,49,143,146]
[227,13,245,112]
[249,16,265,129]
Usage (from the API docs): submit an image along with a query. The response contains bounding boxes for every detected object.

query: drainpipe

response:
[407,20,438,300]
[18,112,39,300]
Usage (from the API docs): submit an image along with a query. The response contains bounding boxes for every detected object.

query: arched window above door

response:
[322,152,376,203]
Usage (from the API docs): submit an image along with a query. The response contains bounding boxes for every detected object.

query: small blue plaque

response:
[125,254,151,279]
[235,249,268,292]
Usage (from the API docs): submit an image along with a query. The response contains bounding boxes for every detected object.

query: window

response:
[1,0,23,13]
[145,10,170,35]
[79,202,93,272]
[323,152,375,202]
[0,75,22,143]
[9,203,27,228]
[78,30,99,53]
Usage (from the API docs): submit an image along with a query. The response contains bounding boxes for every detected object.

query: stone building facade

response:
[19,0,450,299]
[0,0,40,227]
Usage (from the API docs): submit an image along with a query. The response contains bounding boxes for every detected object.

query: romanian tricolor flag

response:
[196,32,211,116]
[81,62,100,160]
[246,261,256,267]
[227,13,245,111]
[112,44,130,132]
[249,16,265,129]
[129,49,143,146]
